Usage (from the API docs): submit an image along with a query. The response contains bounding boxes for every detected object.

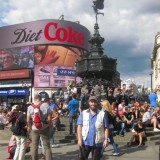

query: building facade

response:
[151,32,160,90]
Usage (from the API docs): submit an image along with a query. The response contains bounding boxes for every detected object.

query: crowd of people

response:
[0,81,160,160]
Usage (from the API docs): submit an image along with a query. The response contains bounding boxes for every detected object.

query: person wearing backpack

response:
[7,105,27,160]
[27,94,53,160]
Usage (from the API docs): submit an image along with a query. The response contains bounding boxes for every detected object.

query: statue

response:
[92,0,104,13]
[92,0,104,23]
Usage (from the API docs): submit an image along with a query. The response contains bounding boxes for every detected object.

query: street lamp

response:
[75,61,77,85]
[150,71,153,91]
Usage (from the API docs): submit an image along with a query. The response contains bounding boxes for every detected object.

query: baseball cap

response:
[89,96,98,102]
[11,105,19,111]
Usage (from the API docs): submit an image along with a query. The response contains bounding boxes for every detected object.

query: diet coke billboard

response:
[0,19,90,51]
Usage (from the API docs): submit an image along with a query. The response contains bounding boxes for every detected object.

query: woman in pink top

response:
[118,100,126,117]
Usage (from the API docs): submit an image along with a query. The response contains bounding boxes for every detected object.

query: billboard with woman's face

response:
[0,46,34,70]
[34,45,82,88]
[0,19,90,87]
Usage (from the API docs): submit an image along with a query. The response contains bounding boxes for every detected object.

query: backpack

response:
[32,102,43,129]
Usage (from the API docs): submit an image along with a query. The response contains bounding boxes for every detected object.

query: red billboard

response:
[0,69,30,80]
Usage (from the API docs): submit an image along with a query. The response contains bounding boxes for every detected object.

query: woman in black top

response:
[101,100,119,156]
[127,120,145,147]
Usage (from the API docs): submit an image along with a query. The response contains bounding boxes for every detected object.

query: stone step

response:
[54,139,77,144]
[145,127,154,131]
[145,131,160,136]
[53,131,159,146]
[53,130,158,143]
[54,131,70,136]
[145,140,160,146]
[59,117,69,123]
[116,140,160,146]
[54,137,160,146]
[55,134,76,140]
[147,134,160,141]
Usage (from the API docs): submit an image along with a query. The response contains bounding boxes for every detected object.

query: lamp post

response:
[150,71,153,91]
[75,62,77,85]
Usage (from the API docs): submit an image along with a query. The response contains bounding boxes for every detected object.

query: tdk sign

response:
[57,69,76,77]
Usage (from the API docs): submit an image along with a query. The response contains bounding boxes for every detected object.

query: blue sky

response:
[0,0,160,87]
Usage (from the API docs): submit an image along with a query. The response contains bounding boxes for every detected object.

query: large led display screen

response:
[0,46,34,70]
[34,45,82,88]
[0,19,90,51]
[0,19,90,88]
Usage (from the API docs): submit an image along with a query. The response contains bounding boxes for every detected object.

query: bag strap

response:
[32,102,44,122]
[32,102,43,109]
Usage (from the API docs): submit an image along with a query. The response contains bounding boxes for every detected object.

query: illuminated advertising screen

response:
[34,45,82,88]
[0,19,90,87]
[0,46,34,71]
[0,19,90,51]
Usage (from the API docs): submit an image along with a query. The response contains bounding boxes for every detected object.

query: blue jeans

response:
[69,113,78,134]
[49,124,54,145]
[120,122,126,135]
[109,129,118,153]
[131,121,135,129]
[126,121,135,129]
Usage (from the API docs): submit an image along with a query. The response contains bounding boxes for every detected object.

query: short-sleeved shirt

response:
[118,104,125,116]
[134,124,145,133]
[27,102,51,130]
[142,111,151,122]
[149,93,158,107]
[49,103,57,111]
[67,99,79,116]
[124,112,133,121]
[77,109,108,147]
[93,86,101,97]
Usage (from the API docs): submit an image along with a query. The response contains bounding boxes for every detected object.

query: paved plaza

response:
[0,129,159,160]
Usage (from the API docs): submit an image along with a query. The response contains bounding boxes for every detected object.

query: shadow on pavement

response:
[0,143,8,147]
[52,150,78,160]
[105,143,148,156]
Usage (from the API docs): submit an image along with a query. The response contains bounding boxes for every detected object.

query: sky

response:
[0,0,160,88]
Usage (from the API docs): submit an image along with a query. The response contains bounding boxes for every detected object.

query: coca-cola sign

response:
[0,19,90,51]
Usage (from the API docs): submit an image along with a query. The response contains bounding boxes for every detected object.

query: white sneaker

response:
[153,128,160,132]
[113,153,120,156]
[38,145,42,149]
[132,129,135,132]
[51,144,59,148]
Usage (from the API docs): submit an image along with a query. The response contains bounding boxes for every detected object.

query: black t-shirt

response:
[134,123,145,133]
[124,112,133,120]
[105,111,116,126]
